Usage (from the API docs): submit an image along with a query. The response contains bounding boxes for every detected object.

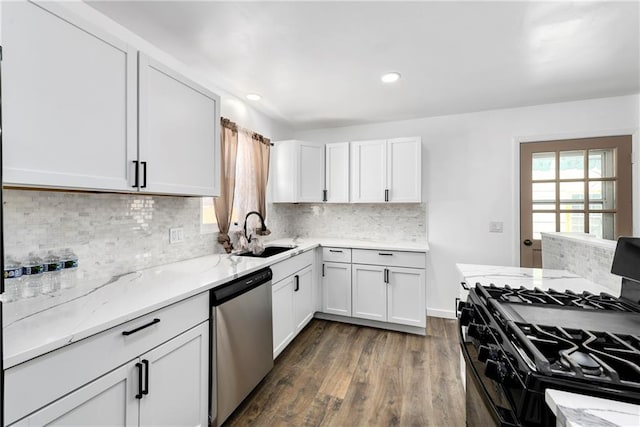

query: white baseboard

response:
[427,307,456,319]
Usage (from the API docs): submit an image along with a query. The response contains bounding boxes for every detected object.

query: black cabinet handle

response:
[135,362,144,399]
[384,268,389,284]
[323,189,327,202]
[132,161,139,188]
[460,281,470,290]
[142,359,149,396]
[378,252,393,256]
[141,161,148,188]
[322,264,325,277]
[294,275,299,292]
[385,189,389,202]
[122,318,160,336]
[329,249,343,253]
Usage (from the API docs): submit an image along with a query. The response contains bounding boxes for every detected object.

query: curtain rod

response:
[221,117,273,146]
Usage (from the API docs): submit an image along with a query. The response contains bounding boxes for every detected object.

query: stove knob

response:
[485,359,507,383]
[467,323,490,344]
[478,345,494,363]
[459,308,474,326]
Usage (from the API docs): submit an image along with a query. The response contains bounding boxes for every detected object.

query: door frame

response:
[511,128,639,267]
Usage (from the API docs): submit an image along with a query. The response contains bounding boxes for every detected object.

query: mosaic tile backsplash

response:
[541,232,621,294]
[3,190,219,280]
[267,203,427,243]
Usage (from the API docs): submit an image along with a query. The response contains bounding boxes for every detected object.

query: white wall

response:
[61,1,292,140]
[294,94,640,318]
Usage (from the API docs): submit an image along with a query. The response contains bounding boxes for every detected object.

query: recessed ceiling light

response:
[381,72,401,83]
[246,93,262,101]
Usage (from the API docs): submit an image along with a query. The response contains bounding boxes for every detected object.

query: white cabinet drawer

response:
[322,247,352,263]
[5,293,209,425]
[271,249,314,284]
[351,249,426,269]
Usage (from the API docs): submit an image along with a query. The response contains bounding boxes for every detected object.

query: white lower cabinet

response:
[5,293,210,426]
[351,264,425,328]
[272,275,295,358]
[13,322,209,427]
[322,262,352,316]
[13,362,138,426]
[271,254,315,359]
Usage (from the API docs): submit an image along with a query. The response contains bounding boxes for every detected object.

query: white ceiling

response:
[87,1,640,130]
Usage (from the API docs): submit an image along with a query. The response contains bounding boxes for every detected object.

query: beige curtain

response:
[214,118,239,253]
[234,130,271,236]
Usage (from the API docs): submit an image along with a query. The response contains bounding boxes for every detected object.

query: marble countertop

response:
[456,263,615,296]
[3,237,428,368]
[546,389,640,427]
[541,232,618,250]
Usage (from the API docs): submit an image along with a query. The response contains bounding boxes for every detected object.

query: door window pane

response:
[589,181,615,210]
[533,203,556,211]
[532,182,555,203]
[559,181,584,208]
[560,212,585,233]
[532,152,556,180]
[533,212,556,239]
[589,213,615,240]
[559,150,585,179]
[589,149,615,179]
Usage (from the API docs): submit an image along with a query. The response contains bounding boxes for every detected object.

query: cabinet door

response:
[387,137,422,202]
[138,54,220,196]
[352,264,387,322]
[350,140,387,203]
[139,322,209,427]
[325,142,350,203]
[272,277,295,358]
[293,265,314,333]
[322,262,352,316]
[387,267,426,327]
[297,142,325,202]
[269,141,297,202]
[18,361,138,426]
[2,1,137,191]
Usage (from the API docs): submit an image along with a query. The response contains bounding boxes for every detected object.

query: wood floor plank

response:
[223,318,465,427]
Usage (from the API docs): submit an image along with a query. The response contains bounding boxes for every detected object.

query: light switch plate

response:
[489,221,504,233]
[169,227,184,244]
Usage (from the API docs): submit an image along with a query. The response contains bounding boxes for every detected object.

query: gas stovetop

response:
[472,283,640,390]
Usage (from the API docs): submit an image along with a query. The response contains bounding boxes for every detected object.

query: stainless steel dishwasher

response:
[210,267,273,427]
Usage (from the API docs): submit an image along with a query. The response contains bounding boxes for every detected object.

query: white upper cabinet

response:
[351,137,422,203]
[138,54,220,196]
[2,1,137,192]
[350,140,387,203]
[387,137,422,203]
[1,2,220,197]
[324,142,350,203]
[270,140,324,203]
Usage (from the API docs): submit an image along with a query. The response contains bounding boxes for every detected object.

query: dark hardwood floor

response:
[224,317,465,426]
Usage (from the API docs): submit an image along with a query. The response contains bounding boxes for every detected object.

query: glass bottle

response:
[22,254,44,298]
[3,258,23,303]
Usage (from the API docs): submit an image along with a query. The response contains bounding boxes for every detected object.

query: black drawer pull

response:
[132,160,139,188]
[329,249,343,253]
[378,252,393,256]
[135,362,144,399]
[122,318,160,336]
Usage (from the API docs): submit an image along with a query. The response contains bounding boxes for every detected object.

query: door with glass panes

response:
[520,136,632,267]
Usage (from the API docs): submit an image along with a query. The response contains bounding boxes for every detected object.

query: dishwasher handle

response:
[211,267,273,306]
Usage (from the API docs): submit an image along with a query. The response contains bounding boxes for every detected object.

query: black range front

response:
[459,283,640,427]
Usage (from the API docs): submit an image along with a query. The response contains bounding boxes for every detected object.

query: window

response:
[200,197,217,234]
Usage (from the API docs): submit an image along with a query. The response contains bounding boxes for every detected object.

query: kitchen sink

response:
[235,245,297,258]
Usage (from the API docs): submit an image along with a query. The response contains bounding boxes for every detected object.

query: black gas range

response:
[458,238,640,427]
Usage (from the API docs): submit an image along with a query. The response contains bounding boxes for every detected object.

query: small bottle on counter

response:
[22,254,44,298]
[60,249,79,290]
[3,258,23,303]
[42,252,64,294]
